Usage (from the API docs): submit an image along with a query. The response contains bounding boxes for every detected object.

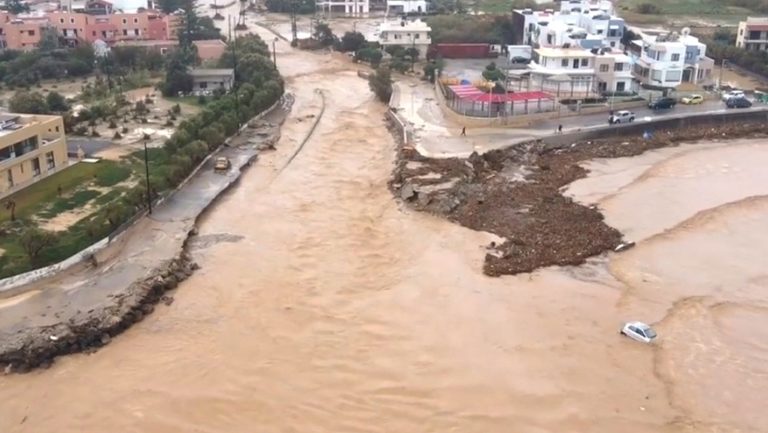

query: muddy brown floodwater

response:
[1,30,768,433]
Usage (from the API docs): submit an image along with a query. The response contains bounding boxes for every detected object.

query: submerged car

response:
[648,97,677,110]
[609,110,635,124]
[681,94,704,105]
[620,321,657,343]
[214,156,231,172]
[726,97,752,108]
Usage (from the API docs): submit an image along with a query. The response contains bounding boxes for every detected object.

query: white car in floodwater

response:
[620,321,657,344]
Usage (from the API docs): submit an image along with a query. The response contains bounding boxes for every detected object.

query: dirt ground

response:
[393,119,768,276]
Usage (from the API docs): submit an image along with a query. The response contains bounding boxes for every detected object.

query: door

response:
[682,68,692,82]
[598,82,607,92]
[616,81,626,92]
[572,59,579,69]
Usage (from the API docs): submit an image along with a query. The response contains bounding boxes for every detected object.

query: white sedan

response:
[721,90,745,101]
[620,321,657,343]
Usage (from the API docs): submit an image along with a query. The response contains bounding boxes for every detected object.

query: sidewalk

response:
[0,98,291,363]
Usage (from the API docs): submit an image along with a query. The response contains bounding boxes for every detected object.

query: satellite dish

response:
[681,27,691,36]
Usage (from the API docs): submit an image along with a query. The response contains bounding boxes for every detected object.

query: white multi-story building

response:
[378,18,431,58]
[315,0,369,16]
[386,0,427,14]
[629,29,714,88]
[528,47,597,95]
[512,2,625,50]
[736,17,768,51]
[593,50,633,93]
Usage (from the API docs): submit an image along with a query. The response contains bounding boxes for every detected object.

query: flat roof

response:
[535,47,595,58]
[189,68,234,77]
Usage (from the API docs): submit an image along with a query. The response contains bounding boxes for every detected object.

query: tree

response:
[104,202,130,230]
[2,0,29,13]
[313,22,335,48]
[621,29,640,49]
[38,27,60,52]
[636,3,661,14]
[368,67,393,103]
[482,62,505,82]
[4,199,16,222]
[9,91,48,114]
[45,91,69,112]
[157,0,183,13]
[162,52,194,96]
[355,47,383,67]
[339,32,366,53]
[19,228,57,264]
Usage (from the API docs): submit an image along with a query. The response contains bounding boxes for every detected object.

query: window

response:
[123,29,128,36]
[122,19,127,24]
[581,58,588,66]
[55,126,60,132]
[561,59,568,67]
[597,29,603,34]
[134,29,139,35]
[614,63,623,71]
[6,170,13,187]
[199,82,208,89]
[414,34,420,39]
[32,157,41,177]
[651,70,662,81]
[70,18,75,23]
[28,30,35,36]
[616,81,626,91]
[92,31,96,36]
[666,70,682,81]
[671,53,680,61]
[60,18,65,23]
[599,64,609,72]
[685,51,693,60]
[45,151,55,169]
[749,30,760,40]
[134,18,138,23]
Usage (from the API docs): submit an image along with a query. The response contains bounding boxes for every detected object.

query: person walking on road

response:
[557,124,563,134]
[461,126,466,136]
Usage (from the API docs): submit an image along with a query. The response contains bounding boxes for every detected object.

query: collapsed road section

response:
[0,97,292,373]
[392,119,768,276]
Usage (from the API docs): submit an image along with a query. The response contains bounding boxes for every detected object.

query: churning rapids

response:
[2,29,768,433]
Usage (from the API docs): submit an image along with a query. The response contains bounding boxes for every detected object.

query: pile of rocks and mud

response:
[0,247,199,373]
[391,121,768,276]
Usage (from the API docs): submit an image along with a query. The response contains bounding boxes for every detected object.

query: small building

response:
[189,68,235,95]
[386,0,427,14]
[0,113,70,199]
[529,47,597,96]
[511,2,624,49]
[315,0,369,16]
[593,49,633,93]
[736,17,768,51]
[378,19,431,58]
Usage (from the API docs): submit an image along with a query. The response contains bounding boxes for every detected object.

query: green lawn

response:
[0,160,128,224]
[618,0,755,23]
[0,160,137,278]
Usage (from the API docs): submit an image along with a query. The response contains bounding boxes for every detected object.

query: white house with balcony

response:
[629,29,714,89]
[386,0,427,14]
[378,19,431,58]
[593,49,633,93]
[315,0,369,16]
[528,47,597,95]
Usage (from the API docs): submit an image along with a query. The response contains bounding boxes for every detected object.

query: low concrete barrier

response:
[0,94,287,296]
[539,107,768,150]
[387,84,411,145]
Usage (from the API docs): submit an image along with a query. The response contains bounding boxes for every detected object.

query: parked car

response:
[681,94,704,105]
[609,110,635,124]
[648,97,677,110]
[620,321,657,344]
[726,97,753,108]
[214,156,231,172]
[721,90,745,101]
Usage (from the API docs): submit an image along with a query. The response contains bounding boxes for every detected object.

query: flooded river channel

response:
[1,30,767,433]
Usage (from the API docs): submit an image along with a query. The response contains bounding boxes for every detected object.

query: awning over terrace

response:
[447,85,554,103]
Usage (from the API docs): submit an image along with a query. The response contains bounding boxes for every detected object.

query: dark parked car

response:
[648,97,677,110]
[725,97,752,108]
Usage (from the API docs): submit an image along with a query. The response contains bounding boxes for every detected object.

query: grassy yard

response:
[0,159,138,278]
[617,0,757,26]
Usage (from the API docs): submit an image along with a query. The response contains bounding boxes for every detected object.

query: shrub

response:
[368,67,393,103]
[636,3,661,13]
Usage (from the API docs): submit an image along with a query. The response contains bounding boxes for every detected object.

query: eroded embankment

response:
[0,101,291,373]
[391,120,768,276]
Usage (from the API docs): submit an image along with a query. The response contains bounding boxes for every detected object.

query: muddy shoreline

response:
[391,120,768,276]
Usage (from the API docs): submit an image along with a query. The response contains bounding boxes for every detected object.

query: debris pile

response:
[391,120,768,276]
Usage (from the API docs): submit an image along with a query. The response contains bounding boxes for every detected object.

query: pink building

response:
[0,9,177,51]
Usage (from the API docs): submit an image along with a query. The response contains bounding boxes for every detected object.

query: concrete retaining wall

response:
[0,95,286,296]
[539,108,768,149]
[388,83,411,145]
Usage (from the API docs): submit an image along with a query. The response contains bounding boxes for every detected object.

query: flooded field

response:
[1,23,767,433]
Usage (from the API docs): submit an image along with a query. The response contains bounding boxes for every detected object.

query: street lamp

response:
[272,37,278,68]
[142,134,152,215]
[719,58,727,89]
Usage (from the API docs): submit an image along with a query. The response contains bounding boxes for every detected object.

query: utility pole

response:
[719,58,727,89]
[272,37,278,68]
[228,15,241,129]
[143,135,152,215]
[290,1,298,42]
